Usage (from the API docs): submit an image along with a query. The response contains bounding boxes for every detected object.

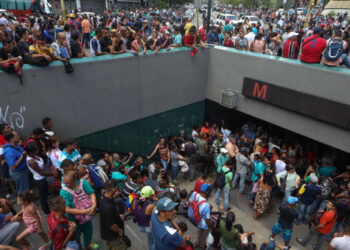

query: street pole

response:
[206,0,212,34]
[61,0,66,23]
[69,0,72,13]
[195,0,199,28]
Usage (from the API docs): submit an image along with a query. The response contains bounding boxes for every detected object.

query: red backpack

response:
[188,193,207,225]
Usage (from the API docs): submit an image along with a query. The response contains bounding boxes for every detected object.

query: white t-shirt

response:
[275,159,286,174]
[26,156,45,181]
[192,130,198,140]
[47,148,62,170]
[330,235,350,250]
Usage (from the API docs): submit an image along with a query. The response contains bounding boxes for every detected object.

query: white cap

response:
[287,32,299,39]
[220,148,228,154]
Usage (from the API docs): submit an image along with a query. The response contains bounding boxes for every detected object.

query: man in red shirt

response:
[296,201,337,250]
[284,32,300,59]
[184,26,196,48]
[300,26,326,63]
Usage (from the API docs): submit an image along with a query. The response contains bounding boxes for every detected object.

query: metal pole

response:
[206,0,212,34]
[69,0,72,13]
[195,0,199,28]
[61,0,67,23]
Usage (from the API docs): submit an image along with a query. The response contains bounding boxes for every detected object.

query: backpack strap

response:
[62,186,75,195]
[79,179,84,190]
[52,223,69,247]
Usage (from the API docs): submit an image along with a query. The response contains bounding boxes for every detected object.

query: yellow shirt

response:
[184,22,193,35]
[29,44,53,55]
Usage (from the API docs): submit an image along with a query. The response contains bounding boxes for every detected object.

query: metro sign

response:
[242,77,350,130]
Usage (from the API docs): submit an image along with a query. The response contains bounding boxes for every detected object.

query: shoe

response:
[224,207,231,211]
[283,246,291,250]
[296,238,305,246]
[5,193,12,199]
[269,236,274,242]
[88,242,99,250]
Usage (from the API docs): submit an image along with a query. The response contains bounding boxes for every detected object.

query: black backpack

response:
[214,167,231,189]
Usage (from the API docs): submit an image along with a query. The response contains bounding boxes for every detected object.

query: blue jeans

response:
[301,228,324,250]
[233,173,245,194]
[0,213,19,245]
[160,159,167,171]
[248,181,256,201]
[9,169,29,194]
[171,164,179,181]
[183,158,195,181]
[325,221,343,241]
[83,33,90,48]
[139,226,154,250]
[215,187,230,210]
[296,202,313,224]
[341,53,350,69]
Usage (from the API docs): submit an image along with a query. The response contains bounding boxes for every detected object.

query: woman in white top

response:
[46,135,62,170]
[276,164,300,204]
[26,142,54,215]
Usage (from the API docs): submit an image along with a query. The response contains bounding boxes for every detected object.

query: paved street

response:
[8,169,330,250]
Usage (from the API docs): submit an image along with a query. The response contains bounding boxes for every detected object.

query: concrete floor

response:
[8,171,328,250]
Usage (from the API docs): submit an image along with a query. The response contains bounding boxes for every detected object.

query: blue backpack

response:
[324,38,343,61]
[86,165,105,188]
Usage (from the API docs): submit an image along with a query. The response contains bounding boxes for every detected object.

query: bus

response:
[0,0,52,17]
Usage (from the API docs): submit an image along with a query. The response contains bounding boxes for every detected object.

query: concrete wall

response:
[1,46,350,153]
[0,48,208,140]
[207,47,350,153]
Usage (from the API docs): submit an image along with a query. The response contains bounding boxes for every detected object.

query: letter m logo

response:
[253,82,267,99]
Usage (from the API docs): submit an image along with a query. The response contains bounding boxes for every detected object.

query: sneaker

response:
[296,238,305,246]
[88,243,99,250]
[39,245,48,250]
[5,193,12,199]
[224,207,231,211]
[269,236,274,242]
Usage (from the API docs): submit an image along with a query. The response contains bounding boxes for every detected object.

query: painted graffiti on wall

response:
[0,106,26,130]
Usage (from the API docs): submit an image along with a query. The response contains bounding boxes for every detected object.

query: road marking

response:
[125,224,142,243]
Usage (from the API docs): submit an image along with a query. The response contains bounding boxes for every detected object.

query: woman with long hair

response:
[250,33,266,54]
[253,171,275,220]
[219,212,237,250]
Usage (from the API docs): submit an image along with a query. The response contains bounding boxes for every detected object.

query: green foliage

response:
[327,10,336,17]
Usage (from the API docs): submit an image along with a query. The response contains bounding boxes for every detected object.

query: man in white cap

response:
[155,29,172,53]
[216,148,228,170]
[295,173,321,225]
[283,31,299,59]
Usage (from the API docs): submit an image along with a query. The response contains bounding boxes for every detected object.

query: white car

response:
[240,16,262,26]
[296,8,304,15]
[216,14,240,26]
[275,9,286,16]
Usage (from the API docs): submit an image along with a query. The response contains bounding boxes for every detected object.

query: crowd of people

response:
[0,115,349,250]
[0,7,350,76]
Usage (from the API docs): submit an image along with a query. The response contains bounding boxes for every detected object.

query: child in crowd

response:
[178,189,189,213]
[12,190,50,250]
[234,224,255,249]
[47,196,77,250]
[176,221,193,250]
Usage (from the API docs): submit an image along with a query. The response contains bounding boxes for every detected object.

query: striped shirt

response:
[284,39,299,59]
[121,180,139,200]
[58,149,81,170]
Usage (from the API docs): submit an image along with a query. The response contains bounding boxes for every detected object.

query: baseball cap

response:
[287,32,299,39]
[287,196,298,205]
[225,18,230,23]
[69,13,76,18]
[310,173,318,183]
[200,183,211,193]
[140,186,155,198]
[220,148,228,154]
[156,198,178,211]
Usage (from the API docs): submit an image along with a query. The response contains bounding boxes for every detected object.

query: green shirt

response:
[217,166,233,189]
[60,179,94,222]
[223,24,233,33]
[219,220,236,248]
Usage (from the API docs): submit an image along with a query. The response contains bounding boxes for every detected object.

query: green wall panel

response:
[77,101,205,156]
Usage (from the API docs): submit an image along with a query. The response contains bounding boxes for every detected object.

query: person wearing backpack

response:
[60,171,99,250]
[215,159,234,211]
[188,184,211,250]
[323,29,350,69]
[296,201,337,250]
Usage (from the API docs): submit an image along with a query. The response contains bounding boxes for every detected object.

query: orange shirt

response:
[81,19,91,34]
[317,210,337,235]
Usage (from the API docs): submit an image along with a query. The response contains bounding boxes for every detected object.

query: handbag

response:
[252,177,262,194]
[63,60,74,73]
[279,173,288,193]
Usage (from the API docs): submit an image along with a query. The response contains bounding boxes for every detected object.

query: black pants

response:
[34,178,50,215]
